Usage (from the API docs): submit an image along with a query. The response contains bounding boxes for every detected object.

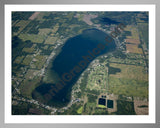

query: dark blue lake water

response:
[32,28,116,108]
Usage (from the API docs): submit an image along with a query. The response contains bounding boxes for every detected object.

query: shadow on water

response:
[32,28,116,108]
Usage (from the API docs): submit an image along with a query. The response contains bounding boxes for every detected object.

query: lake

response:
[32,28,116,108]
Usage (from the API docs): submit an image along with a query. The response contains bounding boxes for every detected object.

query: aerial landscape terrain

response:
[12,11,149,115]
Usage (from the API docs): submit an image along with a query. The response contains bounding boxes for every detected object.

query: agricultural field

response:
[108,63,148,98]
[126,44,143,54]
[19,76,42,98]
[124,25,143,54]
[13,56,25,64]
[137,22,149,50]
[38,28,53,36]
[22,44,35,53]
[29,12,40,20]
[44,36,58,45]
[124,25,139,40]
[30,55,48,69]
[125,39,140,44]
[51,23,59,34]
[18,33,45,43]
[24,69,40,80]
[21,55,33,66]
[109,55,146,66]
[134,98,148,115]
[13,20,31,36]
[19,68,42,98]
[74,13,84,21]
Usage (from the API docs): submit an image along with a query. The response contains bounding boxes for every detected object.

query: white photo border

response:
[5,4,156,123]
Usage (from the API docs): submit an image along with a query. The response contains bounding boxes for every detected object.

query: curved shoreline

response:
[32,28,116,108]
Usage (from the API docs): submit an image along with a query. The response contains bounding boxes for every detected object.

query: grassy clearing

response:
[29,12,40,20]
[31,55,47,69]
[109,63,148,81]
[87,65,108,91]
[36,12,50,21]
[87,94,97,103]
[126,44,143,54]
[19,25,59,44]
[21,55,33,65]
[42,45,49,50]
[137,23,148,50]
[38,24,59,36]
[24,69,40,80]
[109,77,148,98]
[124,25,144,54]
[77,106,83,114]
[124,25,143,54]
[38,28,52,36]
[98,105,106,108]
[52,23,59,34]
[125,39,140,45]
[76,14,84,21]
[83,102,97,115]
[109,56,146,66]
[20,76,42,98]
[44,36,58,45]
[108,63,148,98]
[13,20,30,36]
[18,33,45,43]
[124,25,139,40]
[22,46,35,53]
[19,69,42,98]
[93,108,108,115]
[14,56,25,64]
[66,12,74,21]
